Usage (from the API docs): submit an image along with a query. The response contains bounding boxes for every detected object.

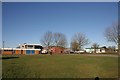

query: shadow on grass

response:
[1,56,19,60]
[95,77,99,80]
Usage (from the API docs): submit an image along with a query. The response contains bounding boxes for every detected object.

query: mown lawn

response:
[2,54,118,78]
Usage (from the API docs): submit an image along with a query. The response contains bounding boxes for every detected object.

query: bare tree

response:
[40,31,54,53]
[71,32,89,51]
[104,23,120,53]
[105,23,118,44]
[91,43,99,53]
[70,39,79,51]
[40,31,67,54]
[54,32,61,46]
[53,32,67,48]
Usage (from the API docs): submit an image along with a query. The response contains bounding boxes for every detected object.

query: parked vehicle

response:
[70,51,74,54]
[42,50,48,54]
[74,50,85,54]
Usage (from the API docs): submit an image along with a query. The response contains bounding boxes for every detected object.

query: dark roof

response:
[85,48,100,49]
[101,46,107,49]
[86,47,107,49]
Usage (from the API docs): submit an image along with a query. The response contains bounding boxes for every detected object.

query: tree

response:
[70,39,79,51]
[91,43,99,53]
[40,31,54,53]
[71,32,89,51]
[104,23,120,53]
[40,31,67,54]
[54,32,61,46]
[53,32,67,48]
[105,23,118,44]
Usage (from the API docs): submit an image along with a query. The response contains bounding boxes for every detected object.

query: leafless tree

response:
[40,31,54,52]
[40,31,67,52]
[104,23,120,53]
[53,32,67,48]
[71,32,89,51]
[91,43,99,53]
[70,39,79,51]
[105,23,118,44]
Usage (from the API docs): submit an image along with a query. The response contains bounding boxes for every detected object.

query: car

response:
[42,50,48,54]
[75,50,85,54]
[70,51,74,54]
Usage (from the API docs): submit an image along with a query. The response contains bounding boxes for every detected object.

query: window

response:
[35,46,43,49]
[27,45,33,49]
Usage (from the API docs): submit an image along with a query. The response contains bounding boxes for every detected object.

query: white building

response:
[85,47,106,53]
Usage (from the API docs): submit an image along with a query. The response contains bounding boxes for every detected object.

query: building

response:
[1,43,43,55]
[42,46,65,54]
[0,48,14,54]
[85,47,106,53]
[64,48,72,53]
[50,46,64,54]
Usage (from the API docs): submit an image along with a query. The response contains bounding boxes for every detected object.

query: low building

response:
[1,43,43,55]
[50,46,64,54]
[85,47,106,53]
[82,46,118,54]
[0,48,14,54]
[42,46,65,54]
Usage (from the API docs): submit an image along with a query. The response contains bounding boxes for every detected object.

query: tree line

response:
[40,32,67,48]
[40,22,120,53]
[40,31,89,51]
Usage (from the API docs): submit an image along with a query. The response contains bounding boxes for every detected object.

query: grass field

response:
[2,54,118,78]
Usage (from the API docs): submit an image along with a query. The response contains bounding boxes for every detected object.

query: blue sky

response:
[2,2,118,48]
[0,2,1,48]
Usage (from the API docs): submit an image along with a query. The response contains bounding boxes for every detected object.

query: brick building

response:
[50,46,64,54]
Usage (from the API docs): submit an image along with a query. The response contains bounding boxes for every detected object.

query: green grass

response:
[2,54,118,78]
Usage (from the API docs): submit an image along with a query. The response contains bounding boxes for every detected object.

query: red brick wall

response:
[50,47,64,54]
[3,51,13,54]
[15,50,21,54]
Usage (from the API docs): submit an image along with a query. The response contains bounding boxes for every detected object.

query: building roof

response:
[85,48,100,49]
[50,46,65,48]
[0,48,41,50]
[85,46,107,49]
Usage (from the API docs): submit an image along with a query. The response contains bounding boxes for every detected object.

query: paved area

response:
[66,53,119,57]
[80,54,119,57]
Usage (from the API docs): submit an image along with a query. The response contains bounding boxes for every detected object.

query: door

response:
[26,50,34,54]
[26,50,30,54]
[31,50,35,54]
